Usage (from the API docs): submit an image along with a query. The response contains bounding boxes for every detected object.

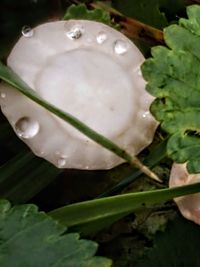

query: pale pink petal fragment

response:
[169,163,200,225]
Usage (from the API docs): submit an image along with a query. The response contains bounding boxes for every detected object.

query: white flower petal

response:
[169,163,200,225]
[0,20,158,170]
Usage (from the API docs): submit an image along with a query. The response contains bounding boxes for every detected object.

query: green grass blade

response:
[0,152,34,184]
[97,138,168,197]
[0,61,159,181]
[0,151,61,203]
[49,182,200,234]
[0,121,61,203]
[3,160,61,204]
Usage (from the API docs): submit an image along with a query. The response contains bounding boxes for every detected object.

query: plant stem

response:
[184,0,200,4]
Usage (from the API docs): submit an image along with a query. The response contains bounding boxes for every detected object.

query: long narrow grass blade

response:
[49,182,200,234]
[0,151,61,203]
[98,138,168,198]
[3,160,61,203]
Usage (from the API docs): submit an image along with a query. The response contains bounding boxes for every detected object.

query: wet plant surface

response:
[1,1,200,266]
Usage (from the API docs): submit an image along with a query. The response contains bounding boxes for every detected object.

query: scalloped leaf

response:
[142,5,200,173]
[136,216,200,267]
[63,4,113,26]
[0,199,112,267]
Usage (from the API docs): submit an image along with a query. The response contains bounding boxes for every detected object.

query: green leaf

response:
[49,182,200,234]
[136,215,200,267]
[63,4,113,26]
[142,4,200,173]
[112,0,185,29]
[0,199,112,267]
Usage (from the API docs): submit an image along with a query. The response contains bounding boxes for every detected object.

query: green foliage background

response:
[142,5,200,173]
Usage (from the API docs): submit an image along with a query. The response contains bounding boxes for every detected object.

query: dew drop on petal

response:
[114,40,128,55]
[15,117,39,139]
[142,111,150,118]
[0,92,6,99]
[137,68,142,76]
[56,152,68,167]
[35,150,45,156]
[65,24,84,40]
[57,157,66,167]
[22,26,34,38]
[96,32,107,44]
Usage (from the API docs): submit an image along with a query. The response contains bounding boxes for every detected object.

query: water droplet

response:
[15,117,39,139]
[96,32,107,44]
[142,111,150,118]
[137,68,142,76]
[0,92,6,98]
[114,40,128,55]
[36,150,45,156]
[57,157,66,167]
[65,24,84,40]
[22,26,34,38]
[56,152,68,167]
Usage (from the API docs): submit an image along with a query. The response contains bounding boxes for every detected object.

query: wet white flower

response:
[0,20,158,170]
[169,163,200,225]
